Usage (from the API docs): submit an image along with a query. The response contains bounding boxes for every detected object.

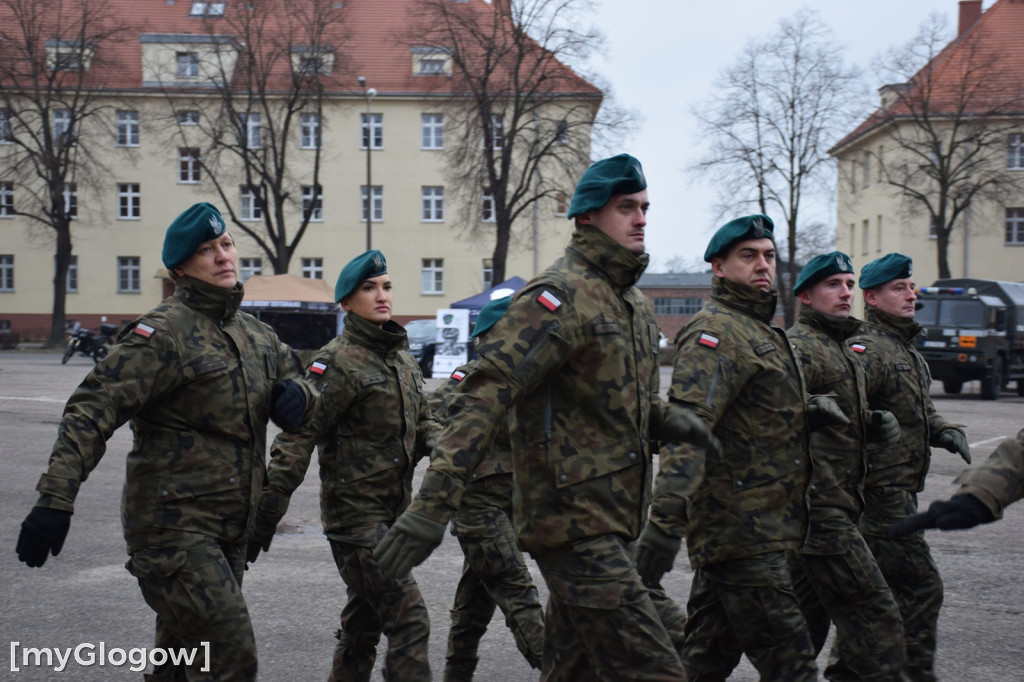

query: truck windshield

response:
[938,300,986,328]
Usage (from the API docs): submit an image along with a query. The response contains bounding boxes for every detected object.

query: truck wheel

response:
[980,357,1003,400]
[61,341,75,364]
[942,380,963,395]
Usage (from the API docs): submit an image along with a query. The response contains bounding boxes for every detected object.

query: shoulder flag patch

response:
[450,369,467,382]
[850,343,866,354]
[698,332,719,349]
[537,290,562,312]
[133,323,155,339]
[309,361,328,375]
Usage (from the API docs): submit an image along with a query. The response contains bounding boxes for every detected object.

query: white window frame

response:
[302,185,323,222]
[482,259,493,290]
[239,257,262,281]
[361,186,383,222]
[117,256,141,293]
[421,186,444,222]
[421,258,444,295]
[1009,134,1024,170]
[1005,208,1024,244]
[301,257,324,280]
[65,255,78,293]
[63,183,77,218]
[118,183,141,219]
[116,110,139,146]
[240,186,263,221]
[0,182,13,217]
[0,109,12,144]
[361,112,382,150]
[176,51,199,78]
[54,109,73,146]
[240,113,261,149]
[421,113,443,150]
[482,192,495,222]
[554,191,569,217]
[177,110,200,125]
[0,255,13,291]
[300,113,321,149]
[485,113,503,150]
[179,148,201,183]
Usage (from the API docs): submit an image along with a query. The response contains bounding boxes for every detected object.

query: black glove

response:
[934,427,971,464]
[246,510,280,565]
[17,507,72,568]
[869,410,900,446]
[374,511,446,579]
[662,404,721,455]
[270,380,306,430]
[806,395,850,430]
[635,523,682,588]
[886,494,994,538]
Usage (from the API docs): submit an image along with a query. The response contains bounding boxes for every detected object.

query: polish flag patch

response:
[850,343,866,354]
[133,323,155,338]
[309,361,328,375]
[697,332,719,349]
[536,290,562,312]
[450,369,467,381]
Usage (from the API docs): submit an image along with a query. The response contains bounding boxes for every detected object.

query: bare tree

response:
[156,0,349,274]
[409,0,617,284]
[0,0,125,345]
[690,9,863,326]
[863,13,1024,280]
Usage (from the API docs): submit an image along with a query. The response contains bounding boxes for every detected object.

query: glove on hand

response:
[887,494,994,537]
[246,509,281,565]
[870,410,901,446]
[935,427,971,464]
[374,511,446,580]
[635,523,682,588]
[662,405,720,455]
[17,507,72,568]
[806,395,850,430]
[270,380,306,430]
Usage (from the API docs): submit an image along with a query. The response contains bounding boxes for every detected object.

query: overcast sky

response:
[591,0,971,271]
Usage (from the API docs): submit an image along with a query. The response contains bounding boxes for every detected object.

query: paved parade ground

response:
[1,350,1022,680]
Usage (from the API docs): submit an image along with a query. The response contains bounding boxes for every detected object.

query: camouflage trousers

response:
[327,525,432,682]
[126,534,257,682]
[532,533,688,682]
[445,475,544,681]
[831,487,943,682]
[791,507,906,682]
[682,550,818,682]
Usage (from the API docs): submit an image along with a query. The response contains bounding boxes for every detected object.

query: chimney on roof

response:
[959,1,983,36]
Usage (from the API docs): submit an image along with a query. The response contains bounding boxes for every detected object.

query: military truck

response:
[914,278,1024,400]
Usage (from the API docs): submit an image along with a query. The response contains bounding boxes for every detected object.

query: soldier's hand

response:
[887,494,994,537]
[16,507,72,568]
[870,410,901,446]
[270,380,306,431]
[935,427,971,464]
[246,510,280,565]
[374,511,446,579]
[662,404,720,454]
[806,395,850,430]
[635,523,682,588]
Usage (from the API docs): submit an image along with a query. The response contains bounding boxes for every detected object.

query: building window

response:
[179,148,201,183]
[239,113,261,149]
[482,192,495,222]
[849,223,855,254]
[1005,208,1024,244]
[239,257,262,281]
[176,52,199,78]
[485,113,503,150]
[302,185,323,221]
[301,257,324,279]
[54,109,74,147]
[482,259,493,290]
[116,110,139,146]
[422,186,444,222]
[0,109,12,143]
[300,113,320,149]
[65,255,78,293]
[861,151,870,189]
[118,256,141,293]
[177,110,200,125]
[876,215,883,252]
[64,183,77,218]
[849,158,856,193]
[118,184,141,219]
[421,258,444,294]
[554,191,569,217]
[929,216,939,240]
[421,113,443,150]
[877,145,884,182]
[0,255,13,291]
[190,2,226,16]
[654,297,703,315]
[0,182,13,217]
[1008,134,1024,170]
[240,186,263,221]
[361,186,383,222]
[419,58,446,74]
[862,219,869,254]
[361,113,383,150]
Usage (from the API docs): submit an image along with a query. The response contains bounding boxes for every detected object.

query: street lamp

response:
[359,76,377,250]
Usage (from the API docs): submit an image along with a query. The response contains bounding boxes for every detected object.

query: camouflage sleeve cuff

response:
[648,501,688,539]
[258,489,290,520]
[409,471,464,523]
[35,473,80,511]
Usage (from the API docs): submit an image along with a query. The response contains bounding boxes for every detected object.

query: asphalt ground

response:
[1,350,1022,680]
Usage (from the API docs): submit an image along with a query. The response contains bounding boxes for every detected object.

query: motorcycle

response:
[61,323,119,364]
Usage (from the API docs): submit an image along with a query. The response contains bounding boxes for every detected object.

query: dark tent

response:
[449,276,528,316]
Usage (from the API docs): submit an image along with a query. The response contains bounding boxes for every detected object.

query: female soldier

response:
[252,249,438,682]
[15,201,310,682]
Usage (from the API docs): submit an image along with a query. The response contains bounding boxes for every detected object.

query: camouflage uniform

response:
[264,312,438,682]
[33,276,307,682]
[408,224,688,681]
[435,367,545,681]
[833,306,958,681]
[787,308,905,681]
[956,429,1024,516]
[649,275,817,682]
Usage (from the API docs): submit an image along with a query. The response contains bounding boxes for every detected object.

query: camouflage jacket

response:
[849,307,955,493]
[956,429,1024,518]
[265,313,438,541]
[406,224,666,555]
[433,363,512,483]
[788,308,869,516]
[35,277,306,554]
[651,276,811,568]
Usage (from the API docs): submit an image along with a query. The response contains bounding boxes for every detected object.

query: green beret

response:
[472,295,512,338]
[162,202,228,269]
[859,253,913,290]
[793,251,855,295]
[567,153,647,219]
[334,249,388,302]
[703,214,775,262]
